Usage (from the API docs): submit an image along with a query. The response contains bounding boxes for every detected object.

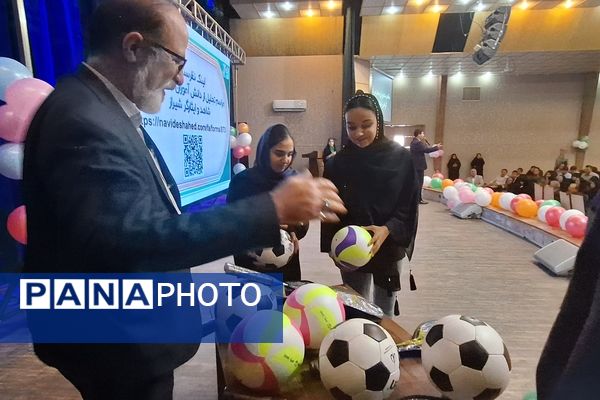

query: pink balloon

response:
[454,179,464,185]
[0,104,34,143]
[432,173,444,180]
[535,200,544,208]
[517,194,532,200]
[242,146,252,156]
[545,207,565,228]
[437,149,444,157]
[232,146,245,159]
[565,215,588,238]
[510,197,521,213]
[483,187,494,195]
[459,189,475,203]
[7,205,27,245]
[5,77,53,109]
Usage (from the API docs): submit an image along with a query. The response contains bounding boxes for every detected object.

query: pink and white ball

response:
[283,283,346,349]
[330,225,373,271]
[228,310,305,393]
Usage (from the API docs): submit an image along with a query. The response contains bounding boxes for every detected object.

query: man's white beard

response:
[132,53,165,114]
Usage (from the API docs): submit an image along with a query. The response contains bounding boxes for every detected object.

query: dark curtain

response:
[0,0,87,275]
[25,0,85,85]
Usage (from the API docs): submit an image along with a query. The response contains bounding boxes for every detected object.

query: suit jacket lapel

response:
[76,66,182,213]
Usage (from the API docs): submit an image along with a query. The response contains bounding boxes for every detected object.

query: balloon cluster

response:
[572,136,590,151]
[0,57,54,245]
[433,174,588,238]
[428,149,444,158]
[230,122,253,174]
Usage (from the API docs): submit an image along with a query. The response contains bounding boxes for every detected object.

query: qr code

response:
[183,134,203,177]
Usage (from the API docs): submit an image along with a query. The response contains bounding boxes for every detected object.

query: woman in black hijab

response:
[447,153,461,180]
[227,124,308,281]
[320,91,419,316]
[471,153,485,177]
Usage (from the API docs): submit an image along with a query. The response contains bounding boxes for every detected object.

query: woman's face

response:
[477,153,482,158]
[328,139,335,147]
[269,137,295,173]
[451,154,457,159]
[345,107,377,148]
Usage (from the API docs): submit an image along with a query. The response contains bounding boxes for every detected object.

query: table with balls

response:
[215,315,441,399]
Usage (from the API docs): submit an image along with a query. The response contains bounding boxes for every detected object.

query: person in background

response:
[410,128,441,204]
[556,161,569,174]
[486,168,509,191]
[507,170,526,194]
[323,137,337,161]
[470,153,485,177]
[22,1,346,398]
[465,168,484,187]
[581,165,599,182]
[321,90,419,317]
[569,165,581,179]
[447,153,461,180]
[554,148,569,170]
[504,176,514,191]
[227,124,308,282]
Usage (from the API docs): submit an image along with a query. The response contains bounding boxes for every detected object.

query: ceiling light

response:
[475,2,485,11]
[301,7,316,17]
[262,10,276,18]
[327,0,337,10]
[385,6,401,13]
[415,0,424,6]
[519,1,530,9]
[427,4,446,12]
[563,0,574,8]
[281,2,294,11]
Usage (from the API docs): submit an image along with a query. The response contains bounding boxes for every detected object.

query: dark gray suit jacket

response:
[409,138,438,171]
[23,66,280,379]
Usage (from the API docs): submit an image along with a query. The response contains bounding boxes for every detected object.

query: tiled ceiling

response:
[370,51,600,76]
[361,0,600,15]
[230,0,343,18]
[230,0,600,19]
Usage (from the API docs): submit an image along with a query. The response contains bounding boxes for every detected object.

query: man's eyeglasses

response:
[145,39,187,73]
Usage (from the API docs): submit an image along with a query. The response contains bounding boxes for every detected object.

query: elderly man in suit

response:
[409,129,441,204]
[23,1,345,398]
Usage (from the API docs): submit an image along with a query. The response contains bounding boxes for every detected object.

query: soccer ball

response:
[330,225,373,271]
[215,281,278,341]
[283,283,346,349]
[421,315,512,400]
[248,229,294,269]
[228,310,305,393]
[319,318,400,400]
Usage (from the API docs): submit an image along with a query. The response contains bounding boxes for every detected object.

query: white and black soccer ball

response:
[247,229,294,269]
[421,315,512,400]
[319,318,400,400]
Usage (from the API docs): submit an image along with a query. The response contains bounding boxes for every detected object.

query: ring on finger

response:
[319,211,327,221]
[322,199,330,210]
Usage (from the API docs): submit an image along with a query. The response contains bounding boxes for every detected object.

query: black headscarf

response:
[321,92,419,288]
[227,124,297,201]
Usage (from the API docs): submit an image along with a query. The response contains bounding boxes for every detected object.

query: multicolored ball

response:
[330,225,372,271]
[283,283,346,349]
